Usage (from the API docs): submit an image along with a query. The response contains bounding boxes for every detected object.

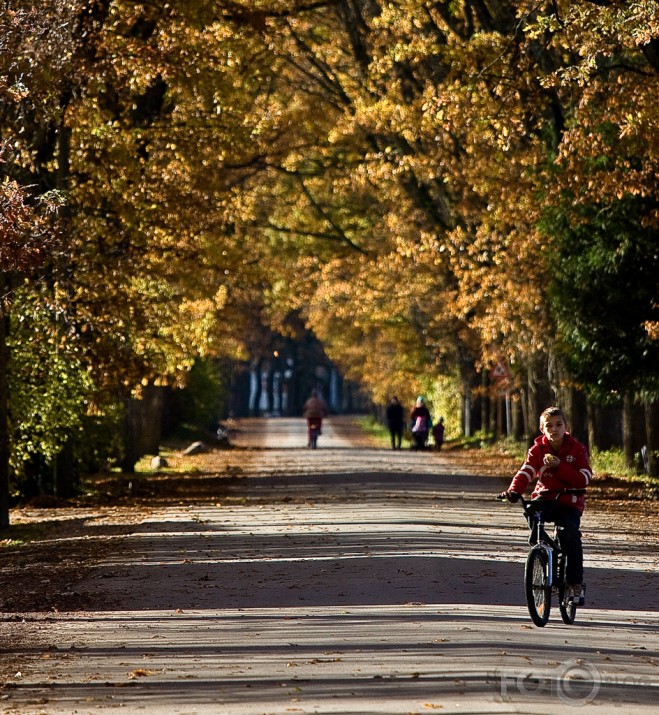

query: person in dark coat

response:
[385,396,405,449]
[432,417,445,450]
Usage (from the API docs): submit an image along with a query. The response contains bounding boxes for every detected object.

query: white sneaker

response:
[566,583,585,605]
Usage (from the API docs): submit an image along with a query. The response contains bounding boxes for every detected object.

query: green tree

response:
[546,197,659,470]
[8,286,94,496]
[0,179,64,526]
[0,0,107,522]
[547,198,659,400]
[3,0,658,508]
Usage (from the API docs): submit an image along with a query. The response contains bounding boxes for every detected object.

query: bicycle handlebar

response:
[496,488,586,505]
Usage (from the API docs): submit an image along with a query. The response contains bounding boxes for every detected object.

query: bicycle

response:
[497,491,586,627]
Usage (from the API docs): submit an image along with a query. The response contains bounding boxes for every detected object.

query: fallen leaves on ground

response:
[1,416,656,682]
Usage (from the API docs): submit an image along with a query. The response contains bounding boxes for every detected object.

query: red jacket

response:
[509,432,592,513]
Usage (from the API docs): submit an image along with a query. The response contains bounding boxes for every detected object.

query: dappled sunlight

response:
[5,604,659,712]
[3,418,659,714]
[68,488,659,615]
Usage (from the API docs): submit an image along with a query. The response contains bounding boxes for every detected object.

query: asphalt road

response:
[3,417,658,714]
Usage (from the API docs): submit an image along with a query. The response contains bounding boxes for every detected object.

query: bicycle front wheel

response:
[525,547,551,627]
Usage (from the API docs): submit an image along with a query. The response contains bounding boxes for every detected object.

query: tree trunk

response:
[462,378,472,437]
[480,369,489,435]
[587,401,622,452]
[525,356,553,442]
[495,394,503,438]
[565,387,588,448]
[488,393,497,436]
[140,384,164,455]
[512,395,524,439]
[54,440,76,498]
[48,100,76,498]
[249,359,261,416]
[519,385,530,439]
[0,295,10,529]
[644,400,658,478]
[586,400,597,454]
[623,392,635,470]
[120,398,140,474]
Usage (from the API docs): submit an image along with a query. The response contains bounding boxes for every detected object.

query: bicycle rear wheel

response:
[558,555,579,624]
[525,547,551,627]
[558,585,577,624]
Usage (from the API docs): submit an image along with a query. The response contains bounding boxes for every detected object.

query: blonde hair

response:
[539,406,567,429]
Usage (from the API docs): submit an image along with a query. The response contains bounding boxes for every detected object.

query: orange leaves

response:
[0,179,63,275]
[644,321,659,342]
[5,0,657,412]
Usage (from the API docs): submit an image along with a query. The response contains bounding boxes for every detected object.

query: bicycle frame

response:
[522,497,559,586]
[307,421,321,448]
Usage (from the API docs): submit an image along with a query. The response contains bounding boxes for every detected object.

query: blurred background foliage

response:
[1,1,658,521]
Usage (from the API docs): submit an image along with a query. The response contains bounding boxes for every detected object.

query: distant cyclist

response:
[302,389,328,447]
[499,406,592,602]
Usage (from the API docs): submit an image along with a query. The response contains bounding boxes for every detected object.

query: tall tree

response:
[0,178,63,526]
[2,0,658,505]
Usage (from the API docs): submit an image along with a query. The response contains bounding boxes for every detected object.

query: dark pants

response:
[412,430,428,450]
[307,418,322,442]
[528,503,583,584]
[388,424,403,449]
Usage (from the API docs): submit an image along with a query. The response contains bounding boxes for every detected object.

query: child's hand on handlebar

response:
[498,490,520,503]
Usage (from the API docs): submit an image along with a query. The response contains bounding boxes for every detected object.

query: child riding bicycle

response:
[498,407,593,602]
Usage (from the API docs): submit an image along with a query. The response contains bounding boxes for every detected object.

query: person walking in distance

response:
[498,406,592,602]
[409,396,431,450]
[385,396,405,450]
[432,417,445,450]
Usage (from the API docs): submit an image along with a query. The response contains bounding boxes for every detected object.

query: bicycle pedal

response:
[563,590,585,607]
[577,584,586,606]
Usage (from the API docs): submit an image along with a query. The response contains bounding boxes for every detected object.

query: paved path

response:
[2,417,658,714]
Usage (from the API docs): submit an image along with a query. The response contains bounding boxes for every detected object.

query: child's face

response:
[541,415,566,446]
